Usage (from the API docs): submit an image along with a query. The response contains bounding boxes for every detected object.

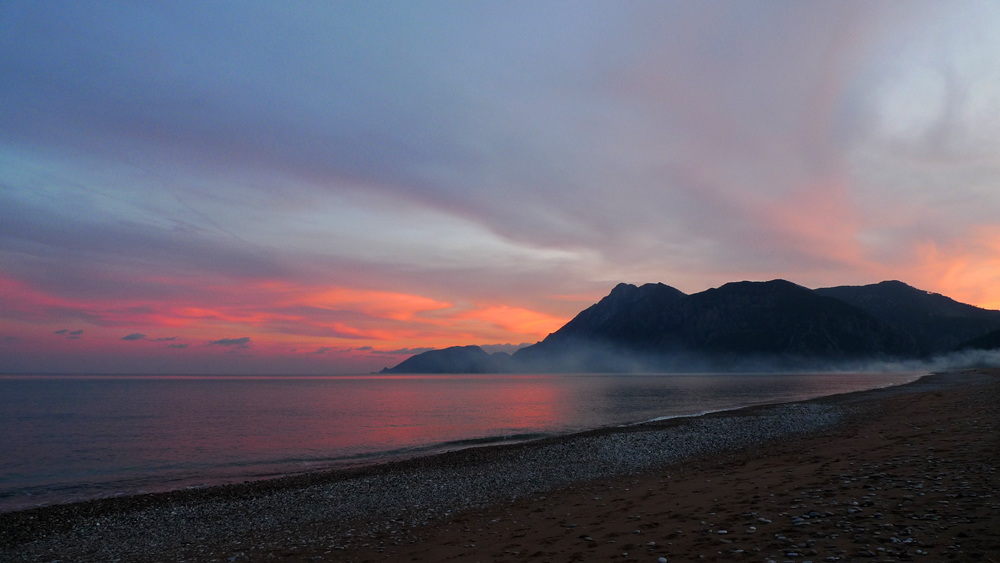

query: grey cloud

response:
[168,343,189,349]
[334,346,371,353]
[0,4,453,202]
[52,328,83,339]
[371,347,435,355]
[314,347,332,354]
[0,2,905,297]
[121,333,146,341]
[0,188,287,298]
[153,336,179,341]
[208,337,251,349]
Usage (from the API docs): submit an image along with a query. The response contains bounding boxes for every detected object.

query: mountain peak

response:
[610,282,638,293]
[715,279,805,292]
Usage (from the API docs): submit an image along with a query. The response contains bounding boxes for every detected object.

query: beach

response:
[2,369,997,562]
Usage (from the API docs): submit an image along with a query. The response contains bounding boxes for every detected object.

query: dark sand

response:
[2,369,997,562]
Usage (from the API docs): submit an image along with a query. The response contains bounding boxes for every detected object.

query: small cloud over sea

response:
[208,337,251,349]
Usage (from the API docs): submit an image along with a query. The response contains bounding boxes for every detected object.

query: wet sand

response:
[2,369,997,562]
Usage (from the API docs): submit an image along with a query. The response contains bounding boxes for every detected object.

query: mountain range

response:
[382,280,1000,373]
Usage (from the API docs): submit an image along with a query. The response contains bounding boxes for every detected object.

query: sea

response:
[0,372,922,513]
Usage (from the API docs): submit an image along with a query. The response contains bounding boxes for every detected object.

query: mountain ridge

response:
[814,280,1000,355]
[381,279,1000,373]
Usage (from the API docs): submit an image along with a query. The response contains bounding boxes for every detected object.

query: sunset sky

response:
[2,1,1000,374]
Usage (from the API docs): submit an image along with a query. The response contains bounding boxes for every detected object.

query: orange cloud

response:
[297,286,452,321]
[456,305,568,338]
[909,228,1000,310]
[0,272,564,357]
[761,177,867,268]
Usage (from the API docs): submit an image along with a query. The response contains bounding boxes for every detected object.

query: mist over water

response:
[0,372,921,512]
[513,343,1000,374]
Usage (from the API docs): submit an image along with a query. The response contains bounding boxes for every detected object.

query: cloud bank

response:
[2,1,999,373]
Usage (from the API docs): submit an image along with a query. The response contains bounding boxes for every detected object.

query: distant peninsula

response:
[382,279,1000,373]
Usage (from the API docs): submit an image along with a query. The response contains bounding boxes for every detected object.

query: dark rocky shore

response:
[1,370,997,562]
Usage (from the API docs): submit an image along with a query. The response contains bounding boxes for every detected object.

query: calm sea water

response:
[0,372,921,513]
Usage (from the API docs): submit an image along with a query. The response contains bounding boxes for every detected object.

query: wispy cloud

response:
[121,333,146,341]
[53,329,84,339]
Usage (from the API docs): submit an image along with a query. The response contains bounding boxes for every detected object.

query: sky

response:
[2,1,1000,374]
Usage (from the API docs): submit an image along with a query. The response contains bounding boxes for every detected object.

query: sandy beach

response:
[2,369,997,562]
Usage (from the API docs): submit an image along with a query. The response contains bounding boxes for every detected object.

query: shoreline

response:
[2,369,996,562]
[0,373,922,515]
[0,372,922,515]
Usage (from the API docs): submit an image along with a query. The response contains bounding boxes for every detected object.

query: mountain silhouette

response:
[382,279,1000,373]
[380,345,513,374]
[512,279,917,371]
